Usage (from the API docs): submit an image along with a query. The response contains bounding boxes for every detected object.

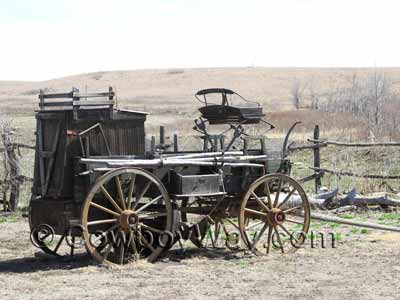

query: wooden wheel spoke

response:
[128,229,139,259]
[87,219,118,226]
[283,205,304,214]
[278,224,298,243]
[90,202,120,217]
[127,174,136,209]
[224,217,240,230]
[132,181,152,209]
[251,191,270,212]
[273,227,284,253]
[218,221,229,237]
[100,185,123,213]
[117,241,125,265]
[285,218,304,225]
[265,226,273,254]
[245,220,264,231]
[244,208,267,218]
[139,212,168,219]
[213,222,222,245]
[115,175,127,210]
[278,187,297,209]
[140,235,155,253]
[273,177,283,207]
[263,182,273,209]
[136,195,163,213]
[251,223,269,251]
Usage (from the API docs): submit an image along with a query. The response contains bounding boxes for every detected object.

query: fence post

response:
[313,125,321,193]
[173,133,178,153]
[7,146,20,211]
[151,136,156,155]
[160,126,165,146]
[1,125,21,211]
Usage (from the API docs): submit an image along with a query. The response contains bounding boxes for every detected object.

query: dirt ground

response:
[0,215,399,300]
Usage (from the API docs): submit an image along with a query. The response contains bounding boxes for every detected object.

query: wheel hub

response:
[268,208,285,226]
[119,210,137,230]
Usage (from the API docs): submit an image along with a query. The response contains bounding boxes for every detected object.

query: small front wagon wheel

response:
[239,174,311,255]
[81,167,173,266]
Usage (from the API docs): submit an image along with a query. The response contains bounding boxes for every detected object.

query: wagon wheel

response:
[180,197,241,250]
[239,174,310,255]
[30,224,76,257]
[81,167,173,265]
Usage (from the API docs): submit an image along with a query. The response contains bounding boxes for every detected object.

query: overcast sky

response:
[0,0,399,81]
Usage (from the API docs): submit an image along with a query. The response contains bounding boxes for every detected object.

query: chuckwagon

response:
[29,87,311,265]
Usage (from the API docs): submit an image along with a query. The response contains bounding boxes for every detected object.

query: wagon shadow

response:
[0,253,94,273]
[164,247,250,262]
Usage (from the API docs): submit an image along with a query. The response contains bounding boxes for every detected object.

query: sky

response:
[0,0,399,81]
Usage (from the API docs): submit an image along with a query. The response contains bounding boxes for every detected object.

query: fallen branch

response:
[331,205,358,214]
[309,212,400,233]
[278,194,328,210]
[308,138,400,147]
[340,194,400,207]
[315,187,339,200]
[336,188,357,206]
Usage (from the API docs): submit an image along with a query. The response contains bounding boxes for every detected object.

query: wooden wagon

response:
[29,87,311,265]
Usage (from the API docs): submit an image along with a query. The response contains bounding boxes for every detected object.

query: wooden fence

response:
[288,125,400,193]
[3,122,400,211]
[0,124,34,212]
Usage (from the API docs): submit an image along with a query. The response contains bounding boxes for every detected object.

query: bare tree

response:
[367,70,389,127]
[306,77,320,110]
[290,78,305,110]
[312,69,394,135]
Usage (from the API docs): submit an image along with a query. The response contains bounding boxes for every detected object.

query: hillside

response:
[2,67,400,115]
[2,67,400,139]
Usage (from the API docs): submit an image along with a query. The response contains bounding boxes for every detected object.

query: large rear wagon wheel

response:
[81,167,174,266]
[239,174,311,255]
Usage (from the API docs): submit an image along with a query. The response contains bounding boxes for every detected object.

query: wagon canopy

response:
[195,88,265,124]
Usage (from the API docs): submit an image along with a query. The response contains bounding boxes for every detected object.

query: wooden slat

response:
[43,121,61,195]
[72,92,114,98]
[72,100,114,106]
[36,119,46,196]
[43,101,73,107]
[40,91,114,99]
[41,92,73,99]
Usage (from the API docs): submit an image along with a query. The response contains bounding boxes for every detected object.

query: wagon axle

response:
[268,208,286,226]
[119,210,138,231]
